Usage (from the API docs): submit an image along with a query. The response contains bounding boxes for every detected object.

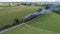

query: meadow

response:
[0,6,40,29]
[2,12,60,34]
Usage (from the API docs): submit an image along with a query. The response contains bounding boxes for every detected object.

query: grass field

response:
[2,12,60,34]
[0,6,40,29]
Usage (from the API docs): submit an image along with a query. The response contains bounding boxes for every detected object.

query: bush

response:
[0,27,4,31]
[0,25,11,31]
[53,11,60,15]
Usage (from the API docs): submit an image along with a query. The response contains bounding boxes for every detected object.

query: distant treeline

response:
[0,2,53,7]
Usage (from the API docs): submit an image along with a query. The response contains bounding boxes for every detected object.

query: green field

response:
[0,6,40,29]
[2,12,60,34]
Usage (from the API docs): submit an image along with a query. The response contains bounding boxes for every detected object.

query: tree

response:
[9,3,11,6]
[17,4,20,6]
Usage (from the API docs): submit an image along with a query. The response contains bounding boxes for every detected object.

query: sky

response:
[0,0,59,2]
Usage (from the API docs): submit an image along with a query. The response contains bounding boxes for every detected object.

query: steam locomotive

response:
[23,3,60,22]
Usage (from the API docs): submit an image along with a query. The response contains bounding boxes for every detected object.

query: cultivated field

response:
[2,12,60,34]
[0,6,40,29]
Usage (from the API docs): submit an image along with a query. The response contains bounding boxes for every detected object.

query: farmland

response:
[0,6,40,29]
[0,2,60,34]
[2,12,60,34]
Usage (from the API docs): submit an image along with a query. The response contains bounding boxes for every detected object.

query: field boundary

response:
[0,23,26,34]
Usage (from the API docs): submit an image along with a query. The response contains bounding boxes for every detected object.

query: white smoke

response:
[25,2,60,19]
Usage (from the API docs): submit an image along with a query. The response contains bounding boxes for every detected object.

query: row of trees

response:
[0,2,53,7]
[8,3,45,6]
[8,3,20,6]
[0,18,23,31]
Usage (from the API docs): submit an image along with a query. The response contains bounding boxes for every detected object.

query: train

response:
[23,3,60,22]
